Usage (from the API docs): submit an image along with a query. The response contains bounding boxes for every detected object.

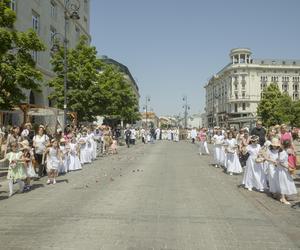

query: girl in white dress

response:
[20,141,37,191]
[78,131,91,164]
[59,138,70,174]
[69,138,82,171]
[225,132,242,175]
[212,130,224,168]
[242,135,267,192]
[276,140,297,205]
[263,138,281,197]
[43,140,62,185]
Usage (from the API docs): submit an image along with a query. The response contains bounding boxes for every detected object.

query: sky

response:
[90,0,300,116]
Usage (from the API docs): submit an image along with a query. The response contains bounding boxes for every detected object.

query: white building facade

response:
[204,48,300,129]
[11,0,91,107]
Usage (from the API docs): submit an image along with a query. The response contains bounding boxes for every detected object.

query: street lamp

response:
[143,96,150,129]
[182,95,190,129]
[50,0,80,131]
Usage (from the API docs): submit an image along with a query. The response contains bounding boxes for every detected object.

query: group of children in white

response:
[0,129,100,197]
[210,129,297,205]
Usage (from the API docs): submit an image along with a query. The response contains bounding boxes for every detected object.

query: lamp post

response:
[51,0,80,131]
[182,95,190,129]
[143,96,151,129]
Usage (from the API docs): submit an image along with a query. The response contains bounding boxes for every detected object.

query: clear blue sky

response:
[90,0,300,116]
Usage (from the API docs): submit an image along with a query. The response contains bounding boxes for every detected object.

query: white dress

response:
[79,137,89,164]
[88,133,97,160]
[276,150,297,195]
[59,145,70,174]
[242,144,267,190]
[213,135,224,166]
[225,139,242,174]
[265,149,280,193]
[46,147,60,172]
[69,143,82,171]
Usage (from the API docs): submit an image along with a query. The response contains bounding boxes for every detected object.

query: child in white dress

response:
[276,140,297,205]
[212,130,224,168]
[263,138,281,197]
[43,140,62,185]
[69,138,82,171]
[59,138,70,174]
[242,135,267,192]
[225,132,243,175]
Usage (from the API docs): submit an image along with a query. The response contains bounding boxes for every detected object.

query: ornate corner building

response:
[204,48,300,129]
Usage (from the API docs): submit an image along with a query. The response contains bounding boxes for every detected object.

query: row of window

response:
[260,76,300,82]
[260,82,300,91]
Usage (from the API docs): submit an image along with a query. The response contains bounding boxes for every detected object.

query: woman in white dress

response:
[225,132,242,175]
[263,138,281,197]
[43,140,62,185]
[276,140,297,205]
[69,138,82,171]
[88,130,97,160]
[242,135,267,192]
[212,129,224,168]
[78,131,91,164]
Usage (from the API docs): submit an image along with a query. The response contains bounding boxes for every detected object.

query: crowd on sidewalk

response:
[0,123,120,197]
[192,122,299,206]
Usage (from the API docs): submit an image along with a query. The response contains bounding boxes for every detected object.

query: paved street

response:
[0,141,299,250]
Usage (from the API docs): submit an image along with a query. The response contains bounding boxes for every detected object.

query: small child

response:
[110,136,118,154]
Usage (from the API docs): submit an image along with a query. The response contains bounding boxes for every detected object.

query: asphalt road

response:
[0,141,299,250]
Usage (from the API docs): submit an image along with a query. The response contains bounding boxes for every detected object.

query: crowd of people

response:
[0,123,119,197]
[193,121,299,205]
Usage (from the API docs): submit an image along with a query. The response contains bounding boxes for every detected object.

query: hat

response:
[19,140,29,147]
[274,124,280,129]
[19,140,30,150]
[60,138,66,143]
[39,125,45,129]
[250,135,259,142]
[271,138,281,147]
[24,123,32,128]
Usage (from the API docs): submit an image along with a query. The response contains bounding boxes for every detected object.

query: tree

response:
[49,35,140,124]
[291,100,300,127]
[96,63,140,123]
[49,36,102,122]
[0,0,45,110]
[257,83,294,127]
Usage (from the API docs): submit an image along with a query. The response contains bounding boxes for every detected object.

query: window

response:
[32,11,40,34]
[242,103,246,111]
[84,16,88,28]
[235,93,238,99]
[50,26,56,45]
[75,26,80,41]
[282,76,289,82]
[282,83,288,92]
[293,84,299,91]
[51,1,57,18]
[242,92,246,98]
[234,104,238,113]
[293,93,299,100]
[234,83,238,90]
[84,0,88,12]
[10,0,16,12]
[31,51,38,62]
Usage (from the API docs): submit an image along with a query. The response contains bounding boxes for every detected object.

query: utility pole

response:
[182,95,190,129]
[144,96,151,129]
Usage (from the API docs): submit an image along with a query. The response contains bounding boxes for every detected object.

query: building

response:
[101,56,140,99]
[141,112,159,128]
[204,48,300,129]
[186,113,203,129]
[10,0,91,108]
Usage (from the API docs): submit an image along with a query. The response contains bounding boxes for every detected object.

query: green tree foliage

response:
[257,83,295,127]
[0,0,45,110]
[49,35,140,123]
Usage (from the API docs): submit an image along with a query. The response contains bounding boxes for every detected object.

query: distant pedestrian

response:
[191,128,197,144]
[198,128,209,155]
[125,127,131,148]
[250,120,266,146]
